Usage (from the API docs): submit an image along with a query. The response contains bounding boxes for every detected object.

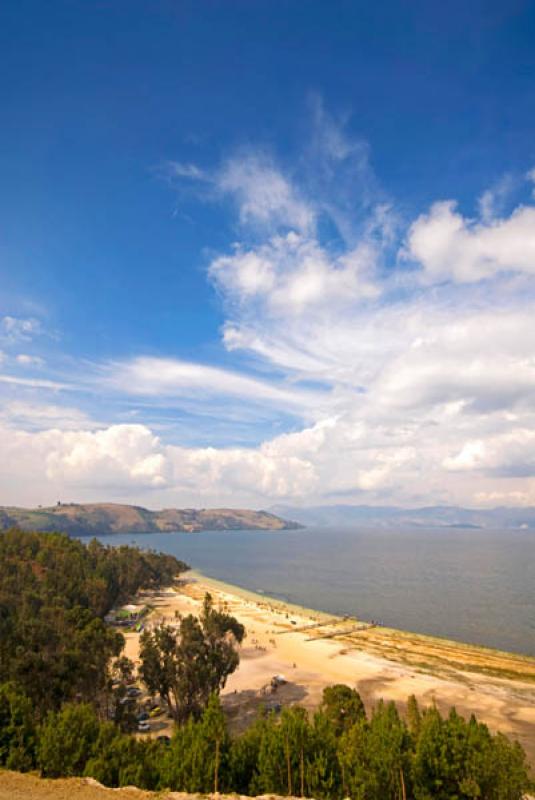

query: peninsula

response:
[0,502,302,536]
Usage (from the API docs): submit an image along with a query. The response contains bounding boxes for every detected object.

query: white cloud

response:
[444,429,535,477]
[16,354,45,367]
[0,402,96,431]
[1,316,42,342]
[0,423,173,506]
[0,374,70,390]
[474,486,535,507]
[477,174,513,222]
[217,154,315,233]
[443,440,487,471]
[405,200,535,283]
[43,424,170,488]
[166,161,207,180]
[0,421,317,504]
[103,355,324,416]
[210,232,380,316]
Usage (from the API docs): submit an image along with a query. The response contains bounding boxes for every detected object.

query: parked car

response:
[127,686,141,697]
[137,711,149,721]
[149,706,163,717]
[157,735,171,745]
[138,721,150,733]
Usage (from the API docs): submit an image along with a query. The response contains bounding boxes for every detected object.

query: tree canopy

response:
[0,529,187,714]
[139,592,245,722]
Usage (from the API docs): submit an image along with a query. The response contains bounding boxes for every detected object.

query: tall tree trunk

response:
[170,686,181,723]
[214,737,220,794]
[400,766,407,800]
[285,737,292,796]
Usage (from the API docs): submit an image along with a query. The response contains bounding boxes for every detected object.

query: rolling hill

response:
[0,502,302,536]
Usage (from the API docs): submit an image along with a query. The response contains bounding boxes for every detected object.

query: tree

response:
[111,655,135,686]
[489,732,530,800]
[254,707,315,797]
[254,710,287,795]
[0,682,37,771]
[229,714,267,794]
[406,693,421,740]
[139,592,245,722]
[320,684,366,736]
[306,710,342,799]
[160,713,215,792]
[38,703,100,777]
[202,694,229,794]
[412,706,530,800]
[339,700,411,800]
[84,726,162,790]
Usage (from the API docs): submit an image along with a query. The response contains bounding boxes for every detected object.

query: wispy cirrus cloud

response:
[15,353,45,367]
[0,374,71,391]
[101,355,327,419]
[1,315,43,343]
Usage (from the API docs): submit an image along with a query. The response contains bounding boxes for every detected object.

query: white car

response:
[138,721,150,733]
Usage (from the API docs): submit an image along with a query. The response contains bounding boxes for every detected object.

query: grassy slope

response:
[0,503,301,535]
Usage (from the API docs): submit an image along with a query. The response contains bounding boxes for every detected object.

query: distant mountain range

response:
[271,504,535,530]
[3,501,533,537]
[0,503,303,536]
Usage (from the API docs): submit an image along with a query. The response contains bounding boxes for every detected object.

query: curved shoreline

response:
[187,568,337,625]
[187,568,535,665]
[118,568,535,766]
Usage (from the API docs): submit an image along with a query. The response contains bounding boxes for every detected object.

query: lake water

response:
[93,526,535,657]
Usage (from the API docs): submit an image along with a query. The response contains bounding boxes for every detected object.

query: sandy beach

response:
[123,571,535,765]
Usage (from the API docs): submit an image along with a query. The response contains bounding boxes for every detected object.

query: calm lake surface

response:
[93,527,535,657]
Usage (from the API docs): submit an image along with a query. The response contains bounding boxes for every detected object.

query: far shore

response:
[121,569,535,765]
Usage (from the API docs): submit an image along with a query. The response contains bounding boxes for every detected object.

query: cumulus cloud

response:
[444,429,535,478]
[43,424,171,488]
[210,232,380,316]
[0,421,318,504]
[44,425,167,488]
[405,200,535,283]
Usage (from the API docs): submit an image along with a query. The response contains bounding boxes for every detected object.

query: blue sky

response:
[1,1,535,508]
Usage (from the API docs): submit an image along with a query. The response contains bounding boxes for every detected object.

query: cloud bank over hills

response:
[2,107,535,509]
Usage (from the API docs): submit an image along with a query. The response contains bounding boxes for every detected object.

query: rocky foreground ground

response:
[0,771,299,800]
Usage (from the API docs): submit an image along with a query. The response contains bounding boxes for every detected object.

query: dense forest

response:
[0,529,187,712]
[0,530,531,799]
